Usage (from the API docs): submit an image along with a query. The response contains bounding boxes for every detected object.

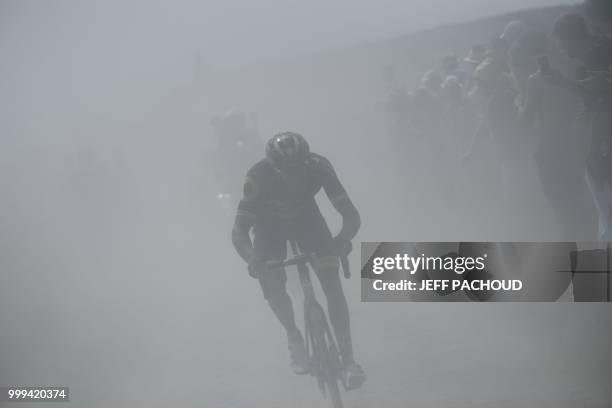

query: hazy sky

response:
[0,0,571,127]
[1,0,571,65]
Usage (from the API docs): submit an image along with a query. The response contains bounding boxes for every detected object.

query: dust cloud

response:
[1,1,610,407]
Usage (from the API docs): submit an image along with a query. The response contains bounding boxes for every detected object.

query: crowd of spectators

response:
[383,12,612,240]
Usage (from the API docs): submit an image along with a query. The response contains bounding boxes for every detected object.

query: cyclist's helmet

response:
[265,131,310,169]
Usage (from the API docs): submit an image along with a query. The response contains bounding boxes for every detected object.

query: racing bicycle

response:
[269,241,352,408]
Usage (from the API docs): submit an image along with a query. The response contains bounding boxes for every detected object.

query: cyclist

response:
[231,131,366,389]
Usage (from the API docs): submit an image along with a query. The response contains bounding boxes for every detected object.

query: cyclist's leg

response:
[257,264,301,336]
[252,227,299,338]
[313,256,354,365]
[295,208,354,366]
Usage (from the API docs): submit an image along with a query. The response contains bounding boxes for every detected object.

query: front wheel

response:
[306,303,344,408]
[321,343,344,408]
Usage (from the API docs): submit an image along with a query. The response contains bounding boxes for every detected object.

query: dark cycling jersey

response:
[232,151,360,264]
[237,153,347,225]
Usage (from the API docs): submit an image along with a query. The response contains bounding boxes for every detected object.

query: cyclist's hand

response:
[330,237,352,257]
[247,256,268,279]
[247,257,284,278]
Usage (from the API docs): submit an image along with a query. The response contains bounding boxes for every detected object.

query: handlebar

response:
[268,253,316,269]
[268,252,351,279]
[340,256,351,279]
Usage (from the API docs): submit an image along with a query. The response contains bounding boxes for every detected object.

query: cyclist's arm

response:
[321,159,361,242]
[232,212,255,263]
[231,176,259,263]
